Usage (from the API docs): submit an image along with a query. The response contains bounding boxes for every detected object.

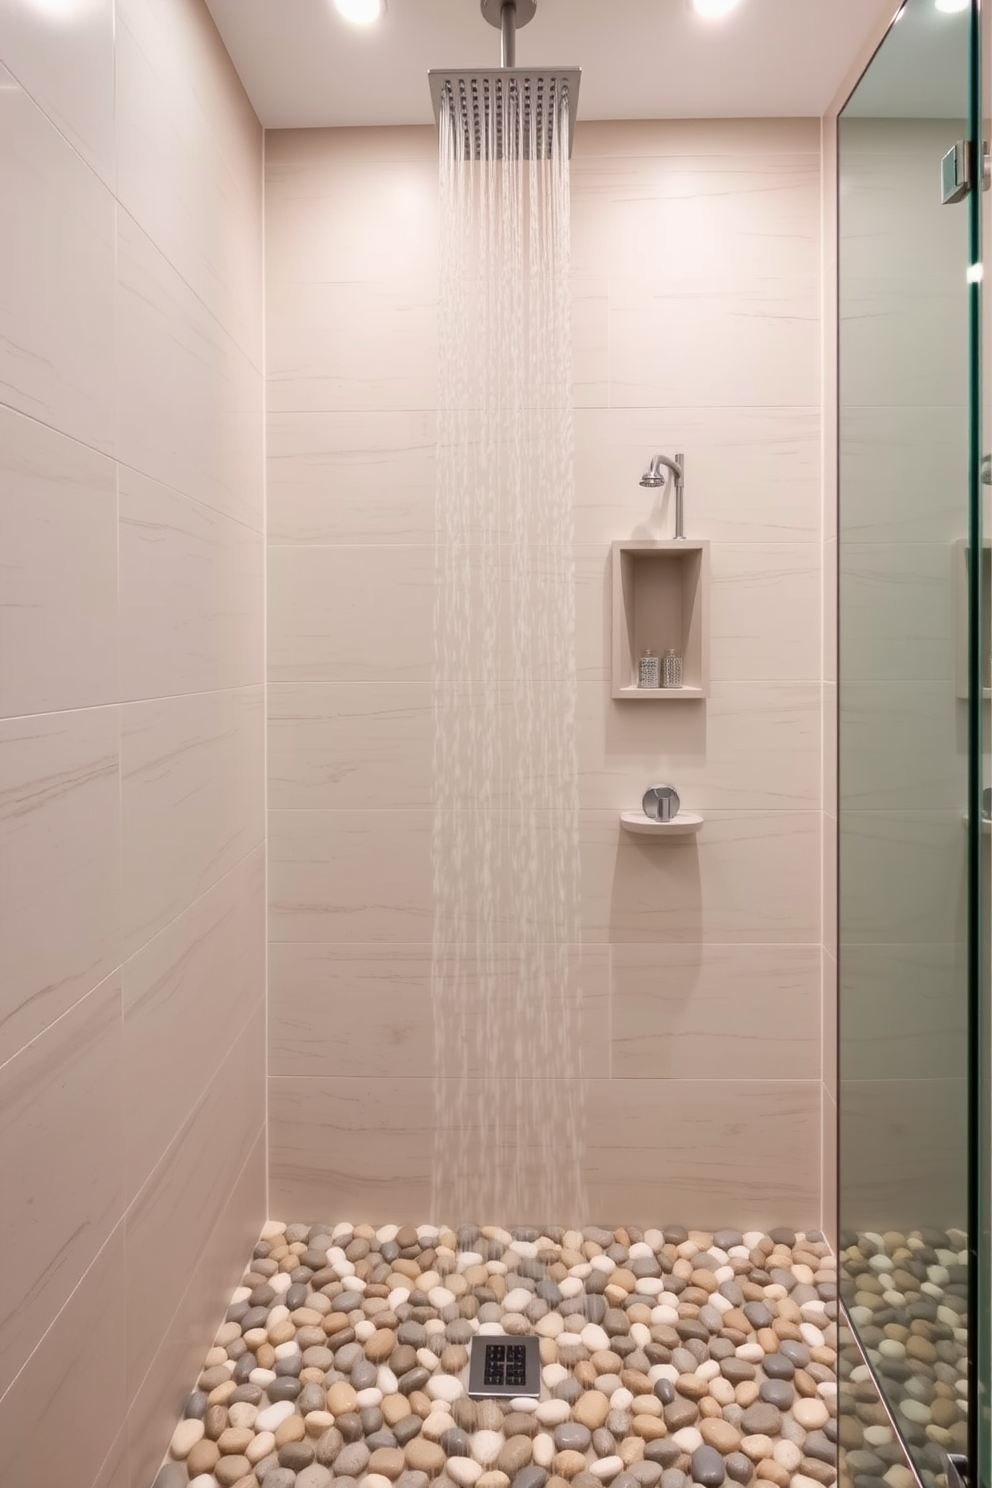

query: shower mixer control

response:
[642,784,681,823]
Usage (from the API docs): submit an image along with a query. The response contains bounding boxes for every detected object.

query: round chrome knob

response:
[642,784,681,823]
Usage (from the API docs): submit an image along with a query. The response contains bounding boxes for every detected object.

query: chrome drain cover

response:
[468,1334,541,1399]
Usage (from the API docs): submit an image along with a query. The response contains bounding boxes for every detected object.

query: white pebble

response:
[256,1400,296,1432]
[509,1397,540,1413]
[611,1388,634,1410]
[713,1266,735,1284]
[818,1382,837,1399]
[536,1400,572,1426]
[330,1222,352,1241]
[533,1434,555,1468]
[249,1368,276,1387]
[429,1287,456,1309]
[356,1387,382,1408]
[644,1230,664,1251]
[228,1403,257,1429]
[543,1364,568,1389]
[504,1288,532,1314]
[868,1255,894,1272]
[326,1248,354,1275]
[630,1323,651,1348]
[170,1419,204,1459]
[737,1343,765,1363]
[658,1292,681,1309]
[921,1283,943,1300]
[478,1322,506,1337]
[629,1243,654,1260]
[423,1413,455,1441]
[849,1307,873,1328]
[793,1476,826,1488]
[456,1251,484,1271]
[636,1278,664,1296]
[417,1224,439,1243]
[487,1262,508,1277]
[510,1240,539,1259]
[581,1323,611,1352]
[709,1378,735,1405]
[230,1286,252,1305]
[590,1457,624,1481]
[189,1476,219,1488]
[378,1366,398,1394]
[696,1360,720,1381]
[863,1426,894,1446]
[651,1306,679,1326]
[417,1348,440,1371]
[376,1224,399,1242]
[388,1288,411,1309]
[651,1364,678,1384]
[800,1301,827,1322]
[428,1375,463,1402]
[743,1232,765,1248]
[448,1459,484,1488]
[774,1441,802,1472]
[590,1256,616,1274]
[246,1432,275,1465]
[799,1322,825,1347]
[879,1341,905,1360]
[355,1320,375,1341]
[261,1221,286,1240]
[937,1307,959,1327]
[882,1291,906,1308]
[274,1341,300,1359]
[672,1428,703,1452]
[473,1431,504,1465]
[710,1294,733,1315]
[559,1278,584,1299]
[269,1273,293,1295]
[729,1247,751,1260]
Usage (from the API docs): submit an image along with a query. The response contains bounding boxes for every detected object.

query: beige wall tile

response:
[823,680,837,818]
[121,686,264,958]
[584,1077,821,1229]
[840,942,966,1083]
[0,973,122,1399]
[711,544,821,681]
[839,403,968,545]
[839,682,964,810]
[127,1128,265,1487]
[119,467,264,701]
[580,809,820,944]
[0,0,115,185]
[612,943,820,1080]
[268,409,437,544]
[823,811,836,954]
[822,948,837,1099]
[0,707,120,1063]
[839,1076,967,1234]
[573,118,821,163]
[94,1429,128,1488]
[0,1225,126,1488]
[840,810,964,947]
[840,542,954,685]
[268,682,433,810]
[124,1006,264,1398]
[267,545,435,684]
[822,1088,837,1249]
[577,679,820,812]
[117,208,264,530]
[0,78,115,452]
[116,0,263,366]
[123,847,265,1198]
[0,405,118,719]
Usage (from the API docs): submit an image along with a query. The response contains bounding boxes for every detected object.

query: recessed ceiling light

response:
[935,0,969,11]
[687,0,742,16]
[334,0,385,24]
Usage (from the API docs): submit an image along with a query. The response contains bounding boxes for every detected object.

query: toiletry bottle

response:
[638,648,660,688]
[661,649,683,689]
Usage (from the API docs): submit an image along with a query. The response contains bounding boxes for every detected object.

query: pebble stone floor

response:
[154,1222,845,1488]
[837,1227,970,1488]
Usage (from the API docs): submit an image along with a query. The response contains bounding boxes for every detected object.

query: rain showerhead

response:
[429,0,580,160]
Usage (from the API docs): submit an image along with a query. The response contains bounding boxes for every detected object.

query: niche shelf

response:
[611,539,710,700]
[620,810,704,838]
[953,538,991,699]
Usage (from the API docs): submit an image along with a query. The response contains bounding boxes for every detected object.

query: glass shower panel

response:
[837,2,974,1484]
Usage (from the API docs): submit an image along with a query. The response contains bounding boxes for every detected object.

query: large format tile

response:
[267,545,435,684]
[580,809,820,944]
[822,1088,837,1250]
[839,1076,967,1235]
[269,942,610,1080]
[121,686,264,958]
[0,1225,126,1488]
[127,1128,265,1487]
[119,467,264,701]
[611,943,820,1079]
[267,409,436,544]
[838,403,968,546]
[124,1006,264,1398]
[0,973,122,1400]
[0,707,120,1064]
[123,847,265,1199]
[839,681,965,812]
[0,405,118,719]
[839,941,966,1083]
[116,208,264,530]
[710,544,821,682]
[823,948,837,1100]
[839,542,954,684]
[0,0,115,185]
[840,275,967,412]
[0,75,115,452]
[577,679,820,812]
[116,0,263,367]
[584,1078,821,1229]
[839,810,965,947]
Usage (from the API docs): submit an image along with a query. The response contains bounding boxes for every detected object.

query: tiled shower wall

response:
[0,4,265,1486]
[265,117,825,1230]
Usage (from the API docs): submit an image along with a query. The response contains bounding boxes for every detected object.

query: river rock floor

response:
[157,1223,840,1488]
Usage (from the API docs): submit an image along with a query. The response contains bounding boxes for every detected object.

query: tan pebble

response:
[793,1400,829,1431]
[300,1367,325,1385]
[327,1381,359,1415]
[756,1329,778,1354]
[554,1450,588,1479]
[574,1392,610,1430]
[691,1271,719,1294]
[810,1347,835,1367]
[736,1383,760,1409]
[756,1463,790,1488]
[540,1337,559,1365]
[228,1404,257,1431]
[256,1343,276,1369]
[613,1269,637,1293]
[410,1391,433,1419]
[268,1319,296,1346]
[208,1380,238,1406]
[573,1361,597,1389]
[592,1351,624,1375]
[699,1399,722,1420]
[305,1411,335,1438]
[620,1438,645,1466]
[217,1427,254,1455]
[772,1319,801,1342]
[709,1379,735,1408]
[406,1438,447,1474]
[275,1415,306,1448]
[170,1419,205,1460]
[478,1474,510,1488]
[246,1431,275,1464]
[323,1312,351,1336]
[794,1370,817,1399]
[627,1306,652,1327]
[383,1394,412,1426]
[291,1307,324,1327]
[741,1435,774,1464]
[724,1310,753,1334]
[605,1285,628,1307]
[476,1401,505,1433]
[203,1405,228,1441]
[701,1420,742,1455]
[243,1328,267,1350]
[187,1439,221,1476]
[632,1396,662,1418]
[214,1458,252,1488]
[370,1447,407,1480]
[634,1417,668,1441]
[623,1372,653,1396]
[675,1375,709,1401]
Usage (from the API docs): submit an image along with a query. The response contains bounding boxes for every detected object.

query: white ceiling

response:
[204,0,898,130]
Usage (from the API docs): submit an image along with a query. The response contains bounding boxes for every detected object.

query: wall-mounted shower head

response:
[640,453,687,539]
[428,0,581,160]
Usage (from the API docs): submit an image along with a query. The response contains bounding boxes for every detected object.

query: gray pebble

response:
[399,1367,431,1395]
[443,1429,471,1458]
[724,1455,753,1486]
[241,1305,270,1331]
[261,1471,298,1488]
[230,1383,262,1405]
[361,1405,385,1433]
[366,1430,399,1450]
[660,1472,688,1488]
[644,1441,681,1468]
[280,1440,316,1471]
[513,1468,548,1488]
[720,1359,754,1385]
[297,1468,333,1488]
[592,1428,616,1457]
[759,1380,794,1410]
[299,1382,328,1415]
[336,1441,370,1476]
[713,1230,744,1251]
[285,1283,310,1311]
[395,1415,423,1448]
[555,1378,582,1404]
[315,1427,344,1465]
[275,1354,302,1377]
[184,1391,208,1419]
[268,1375,302,1403]
[628,1465,662,1487]
[781,1417,806,1446]
[584,1294,607,1325]
[556,1423,592,1453]
[742,1302,773,1330]
[691,1446,726,1488]
[803,1432,837,1465]
[396,1474,429,1488]
[778,1339,810,1368]
[740,1403,781,1436]
[335,1343,363,1372]
[398,1322,428,1348]
[719,1281,744,1308]
[152,1467,188,1488]
[654,1378,675,1405]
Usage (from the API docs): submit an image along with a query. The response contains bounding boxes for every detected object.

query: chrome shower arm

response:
[641,452,686,539]
[501,1,516,67]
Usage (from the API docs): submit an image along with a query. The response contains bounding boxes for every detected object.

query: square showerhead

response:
[429,68,581,160]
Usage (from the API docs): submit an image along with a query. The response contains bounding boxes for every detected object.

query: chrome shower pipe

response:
[501,1,516,67]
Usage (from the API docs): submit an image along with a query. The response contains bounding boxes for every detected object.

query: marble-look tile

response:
[839,122,968,277]
[119,467,264,701]
[710,545,821,682]
[265,153,437,289]
[838,403,968,545]
[839,1076,967,1235]
[839,682,964,811]
[116,208,264,531]
[572,273,610,409]
[0,707,120,1064]
[0,404,117,719]
[611,943,820,1080]
[823,681,837,819]
[121,686,264,958]
[0,972,122,1401]
[572,406,821,546]
[267,546,435,684]
[822,1089,837,1251]
[124,1006,264,1398]
[93,1429,128,1488]
[0,78,115,452]
[268,683,434,809]
[584,1078,821,1230]
[0,1225,126,1488]
[823,537,837,685]
[269,808,433,944]
[839,543,953,684]
[265,123,437,177]
[269,942,610,1079]
[576,679,820,812]
[266,279,438,413]
[269,1075,435,1224]
[0,0,115,185]
[609,275,819,409]
[840,942,967,1083]
[123,847,265,1199]
[822,948,837,1100]
[580,809,820,945]
[840,274,966,413]
[573,118,821,163]
[267,410,436,544]
[116,0,263,366]
[127,1128,265,1485]
[823,811,837,955]
[839,810,965,947]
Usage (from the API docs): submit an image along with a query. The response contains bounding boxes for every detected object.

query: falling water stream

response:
[431,86,586,1225]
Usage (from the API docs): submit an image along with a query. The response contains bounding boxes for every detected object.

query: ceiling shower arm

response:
[501,2,516,68]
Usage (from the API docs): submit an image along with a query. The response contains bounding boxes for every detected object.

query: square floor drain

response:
[468,1334,541,1399]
